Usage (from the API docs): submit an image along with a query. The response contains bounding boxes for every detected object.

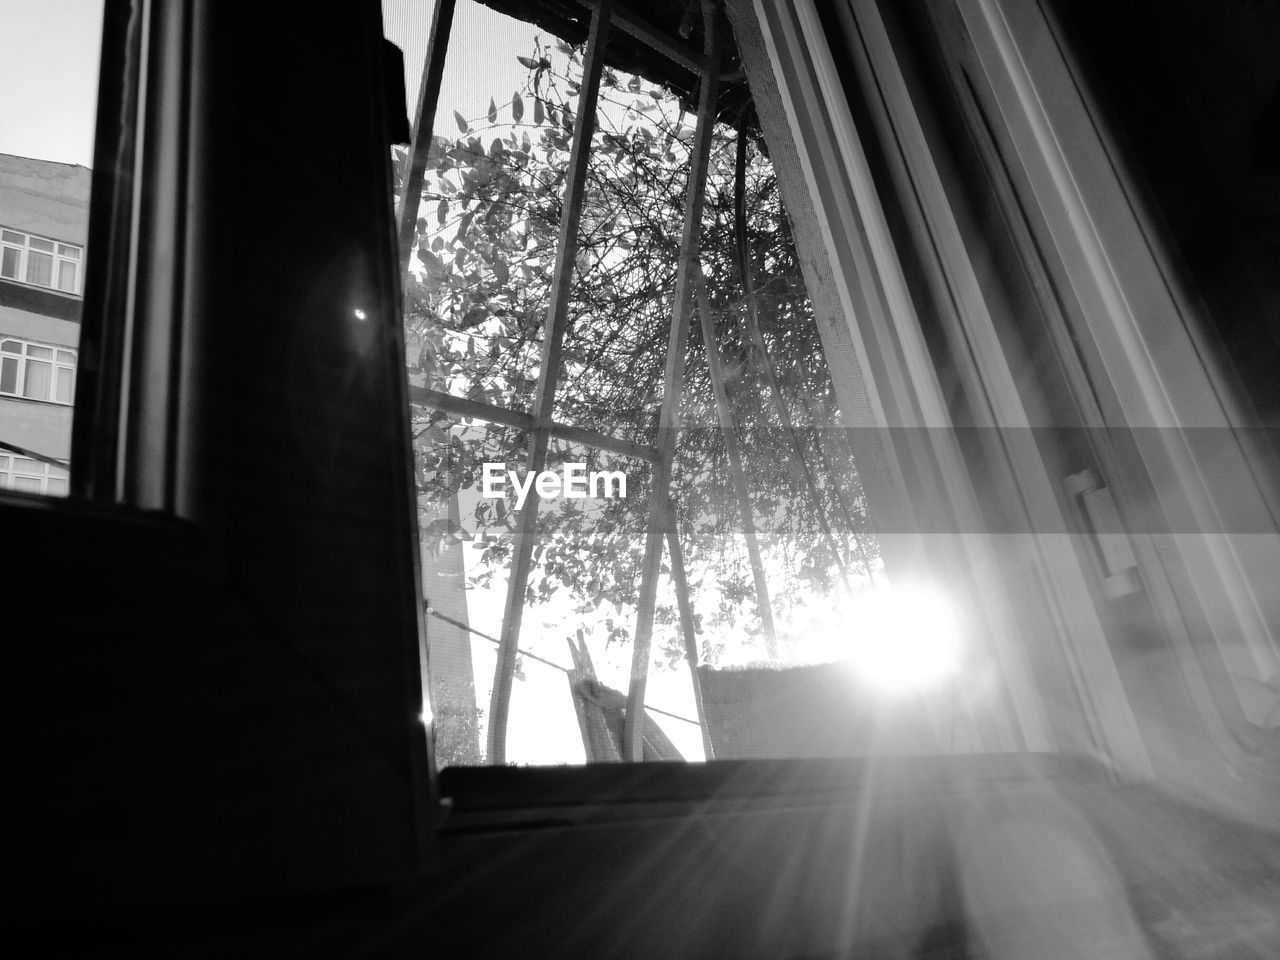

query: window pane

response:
[56,350,75,364]
[1,230,25,244]
[26,345,51,360]
[25,251,53,286]
[28,236,54,252]
[56,259,77,293]
[57,244,80,258]
[390,1,884,770]
[12,476,42,492]
[1,340,21,353]
[0,356,17,394]
[54,367,73,404]
[1,246,18,278]
[22,359,51,399]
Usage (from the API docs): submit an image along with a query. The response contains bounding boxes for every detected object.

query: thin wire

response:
[427,603,569,672]
[424,603,701,726]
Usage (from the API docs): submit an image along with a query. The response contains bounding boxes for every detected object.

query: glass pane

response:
[56,259,76,293]
[54,366,72,404]
[22,359,51,399]
[12,476,42,492]
[388,1,882,770]
[14,458,39,473]
[27,345,52,359]
[25,250,52,286]
[0,0,103,497]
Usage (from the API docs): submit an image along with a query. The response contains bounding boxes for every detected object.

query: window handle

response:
[1063,469,1142,599]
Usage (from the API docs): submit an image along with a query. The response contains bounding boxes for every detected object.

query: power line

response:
[424,602,701,726]
[427,603,570,673]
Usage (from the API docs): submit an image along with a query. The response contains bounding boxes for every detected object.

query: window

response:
[0,228,82,295]
[0,453,68,495]
[393,0,891,769]
[0,337,76,404]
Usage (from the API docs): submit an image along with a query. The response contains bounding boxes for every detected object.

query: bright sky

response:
[384,0,539,133]
[0,0,104,167]
[0,0,512,169]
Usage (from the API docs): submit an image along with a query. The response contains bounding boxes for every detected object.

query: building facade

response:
[0,153,89,496]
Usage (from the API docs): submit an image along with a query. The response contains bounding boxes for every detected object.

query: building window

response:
[0,228,82,295]
[0,454,68,496]
[0,337,77,404]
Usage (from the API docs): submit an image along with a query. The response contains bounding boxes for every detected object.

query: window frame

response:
[2,0,437,905]
[936,0,1280,741]
[0,336,77,404]
[0,453,71,495]
[0,227,83,295]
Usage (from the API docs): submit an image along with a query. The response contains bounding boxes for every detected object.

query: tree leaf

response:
[487,97,498,124]
[516,55,538,69]
[511,92,524,123]
[436,198,448,226]
[533,98,544,125]
[417,247,445,276]
[453,110,469,133]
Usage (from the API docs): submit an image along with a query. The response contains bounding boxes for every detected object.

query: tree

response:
[405,36,877,674]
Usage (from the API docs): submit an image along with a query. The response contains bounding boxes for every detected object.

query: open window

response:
[388,0,1184,782]
[391,0,1064,773]
[381,0,1280,800]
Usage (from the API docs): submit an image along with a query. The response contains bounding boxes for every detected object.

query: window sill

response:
[435,752,1110,833]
